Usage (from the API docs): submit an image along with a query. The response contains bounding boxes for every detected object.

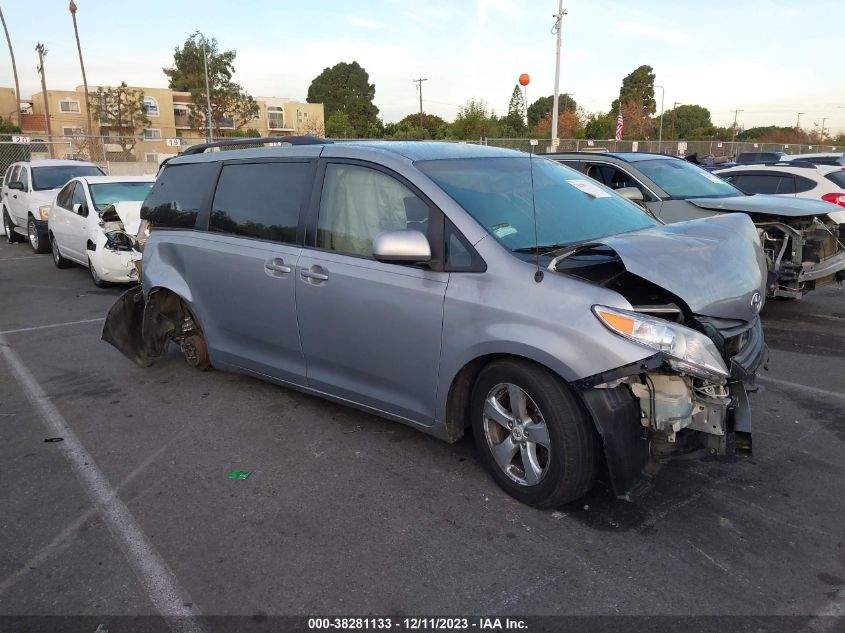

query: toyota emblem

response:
[750,291,763,314]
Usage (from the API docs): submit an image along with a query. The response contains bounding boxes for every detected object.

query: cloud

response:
[348,16,386,30]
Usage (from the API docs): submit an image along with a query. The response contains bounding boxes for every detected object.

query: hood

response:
[27,189,59,206]
[554,213,767,322]
[689,194,837,219]
[104,201,143,235]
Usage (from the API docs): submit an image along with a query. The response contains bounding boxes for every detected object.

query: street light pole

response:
[655,85,665,147]
[820,117,829,143]
[731,109,743,143]
[796,112,805,129]
[671,101,682,139]
[68,1,94,139]
[550,0,566,147]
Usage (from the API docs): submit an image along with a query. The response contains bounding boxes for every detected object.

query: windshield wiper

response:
[512,242,575,254]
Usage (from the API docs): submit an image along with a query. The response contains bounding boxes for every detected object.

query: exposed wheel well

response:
[86,239,95,251]
[442,353,571,443]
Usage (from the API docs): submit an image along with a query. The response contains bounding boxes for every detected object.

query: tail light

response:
[821,192,845,207]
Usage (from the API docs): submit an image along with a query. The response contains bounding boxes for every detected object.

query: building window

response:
[142,96,160,116]
[143,129,162,140]
[268,107,285,130]
[219,116,234,129]
[62,126,84,136]
[59,99,80,113]
[145,153,159,163]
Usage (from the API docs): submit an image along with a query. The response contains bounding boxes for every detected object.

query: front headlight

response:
[593,305,729,383]
[38,205,51,220]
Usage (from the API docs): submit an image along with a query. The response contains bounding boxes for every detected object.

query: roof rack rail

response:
[749,160,818,168]
[181,135,333,156]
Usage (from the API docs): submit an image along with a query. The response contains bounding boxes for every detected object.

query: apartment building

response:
[12,84,324,164]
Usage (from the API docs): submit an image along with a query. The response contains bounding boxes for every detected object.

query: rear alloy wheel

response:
[3,209,24,244]
[471,359,600,508]
[87,257,110,288]
[51,235,72,269]
[28,218,49,253]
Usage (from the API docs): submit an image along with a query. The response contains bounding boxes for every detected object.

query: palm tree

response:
[0,7,22,128]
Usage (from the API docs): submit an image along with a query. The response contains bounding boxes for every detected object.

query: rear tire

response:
[51,234,72,269]
[28,217,49,253]
[88,257,110,288]
[470,359,600,508]
[3,208,24,244]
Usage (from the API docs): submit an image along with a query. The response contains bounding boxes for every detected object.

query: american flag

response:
[615,112,624,141]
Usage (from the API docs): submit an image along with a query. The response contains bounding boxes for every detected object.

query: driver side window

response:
[17,168,29,191]
[585,163,656,202]
[317,163,431,258]
[71,182,88,215]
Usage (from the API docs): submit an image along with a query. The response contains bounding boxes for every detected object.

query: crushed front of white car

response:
[89,201,144,283]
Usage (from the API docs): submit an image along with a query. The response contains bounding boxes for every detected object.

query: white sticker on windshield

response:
[491,223,518,239]
[699,171,726,184]
[566,179,612,198]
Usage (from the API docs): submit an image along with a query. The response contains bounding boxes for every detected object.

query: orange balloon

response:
[519,73,530,86]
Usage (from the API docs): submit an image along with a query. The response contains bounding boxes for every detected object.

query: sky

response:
[1,0,843,134]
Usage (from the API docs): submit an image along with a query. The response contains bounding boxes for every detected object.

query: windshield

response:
[32,165,104,191]
[635,158,743,199]
[89,182,154,210]
[417,157,657,252]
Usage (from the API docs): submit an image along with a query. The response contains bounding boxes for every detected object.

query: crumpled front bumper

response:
[88,233,142,283]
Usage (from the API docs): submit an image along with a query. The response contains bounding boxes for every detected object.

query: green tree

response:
[527,94,577,129]
[661,104,714,140]
[0,116,21,134]
[326,111,357,138]
[89,82,151,153]
[449,98,499,140]
[584,112,615,139]
[610,65,656,116]
[503,85,526,133]
[163,33,259,136]
[389,113,447,139]
[307,61,379,139]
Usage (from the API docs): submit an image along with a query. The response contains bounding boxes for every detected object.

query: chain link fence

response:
[484,138,842,157]
[0,134,211,179]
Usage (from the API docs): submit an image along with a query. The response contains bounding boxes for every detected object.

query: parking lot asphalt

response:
[1,236,844,629]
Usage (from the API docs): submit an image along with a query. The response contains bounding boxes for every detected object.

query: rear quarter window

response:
[825,171,845,188]
[141,162,218,229]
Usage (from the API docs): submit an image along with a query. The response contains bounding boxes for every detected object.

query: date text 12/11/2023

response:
[307,617,528,630]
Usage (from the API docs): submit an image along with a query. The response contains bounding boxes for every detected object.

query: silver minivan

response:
[103,138,768,507]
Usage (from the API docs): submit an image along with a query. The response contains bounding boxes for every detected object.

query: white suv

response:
[2,159,104,253]
[713,161,845,222]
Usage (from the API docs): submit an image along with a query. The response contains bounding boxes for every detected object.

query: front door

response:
[296,162,448,425]
[68,182,90,261]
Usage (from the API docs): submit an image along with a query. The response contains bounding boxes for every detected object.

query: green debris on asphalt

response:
[228,470,252,480]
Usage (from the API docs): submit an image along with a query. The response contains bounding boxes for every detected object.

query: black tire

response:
[470,359,600,508]
[27,217,49,253]
[51,234,72,269]
[87,257,110,288]
[3,208,25,244]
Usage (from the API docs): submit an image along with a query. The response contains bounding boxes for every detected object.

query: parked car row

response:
[99,137,772,508]
[1,159,152,285]
[545,151,845,299]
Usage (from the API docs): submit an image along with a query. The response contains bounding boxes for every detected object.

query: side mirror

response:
[616,187,644,203]
[7,180,24,191]
[373,229,431,264]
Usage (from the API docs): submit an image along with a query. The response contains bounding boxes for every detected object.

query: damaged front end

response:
[755,215,845,298]
[90,204,143,283]
[552,213,768,499]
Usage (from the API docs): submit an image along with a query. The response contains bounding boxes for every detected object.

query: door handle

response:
[264,258,291,276]
[300,265,329,282]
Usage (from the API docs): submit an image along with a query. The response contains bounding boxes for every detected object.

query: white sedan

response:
[47,176,155,286]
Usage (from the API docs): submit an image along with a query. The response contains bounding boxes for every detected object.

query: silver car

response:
[103,139,768,507]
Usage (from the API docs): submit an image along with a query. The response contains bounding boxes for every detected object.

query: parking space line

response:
[758,375,845,402]
[0,333,207,632]
[0,317,104,335]
[0,255,44,261]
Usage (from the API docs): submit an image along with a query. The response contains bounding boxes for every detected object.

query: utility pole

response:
[561,93,574,113]
[550,0,566,147]
[820,117,829,143]
[731,108,743,143]
[412,78,428,129]
[796,112,805,129]
[200,35,213,142]
[655,85,665,147]
[0,8,21,128]
[671,101,682,138]
[36,42,53,157]
[68,1,94,139]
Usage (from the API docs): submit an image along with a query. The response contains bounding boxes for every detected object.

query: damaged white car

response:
[47,176,154,286]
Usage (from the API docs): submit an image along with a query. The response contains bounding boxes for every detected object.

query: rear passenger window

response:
[209,162,309,244]
[793,175,816,194]
[141,162,217,229]
[317,164,430,258]
[730,174,781,195]
[56,182,74,209]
